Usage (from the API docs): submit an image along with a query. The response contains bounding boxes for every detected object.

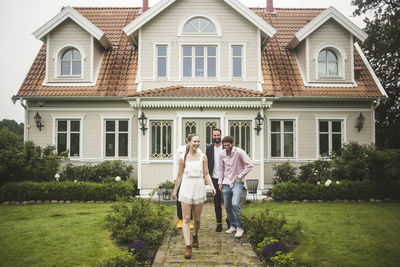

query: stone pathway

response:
[153,203,262,266]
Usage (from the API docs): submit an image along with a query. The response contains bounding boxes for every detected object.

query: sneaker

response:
[234,228,244,238]
[215,223,222,232]
[177,220,183,229]
[190,222,194,229]
[225,226,237,234]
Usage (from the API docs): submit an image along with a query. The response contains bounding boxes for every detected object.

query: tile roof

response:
[16,6,384,99]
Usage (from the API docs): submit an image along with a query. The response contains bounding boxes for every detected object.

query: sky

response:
[0,0,369,123]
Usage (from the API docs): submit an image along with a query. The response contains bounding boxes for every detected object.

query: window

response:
[183,46,216,78]
[229,120,251,156]
[61,48,81,76]
[182,17,216,34]
[271,120,294,158]
[319,120,342,157]
[157,46,167,77]
[56,120,80,157]
[232,46,243,78]
[318,49,338,77]
[151,121,172,159]
[105,120,128,157]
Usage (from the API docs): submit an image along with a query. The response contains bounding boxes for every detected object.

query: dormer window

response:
[61,48,81,76]
[183,17,216,34]
[318,49,338,77]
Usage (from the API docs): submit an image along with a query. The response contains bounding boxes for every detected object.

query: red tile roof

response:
[15,7,384,99]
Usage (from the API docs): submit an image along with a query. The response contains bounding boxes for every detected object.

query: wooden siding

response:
[295,40,307,81]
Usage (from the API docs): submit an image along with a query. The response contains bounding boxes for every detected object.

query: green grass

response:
[243,202,400,267]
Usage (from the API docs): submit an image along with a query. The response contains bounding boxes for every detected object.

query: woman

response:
[173,134,216,259]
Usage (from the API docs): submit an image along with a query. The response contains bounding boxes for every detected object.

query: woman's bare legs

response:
[181,202,192,246]
[192,204,203,236]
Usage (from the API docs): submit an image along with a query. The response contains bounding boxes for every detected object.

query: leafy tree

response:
[352,0,400,148]
[0,119,23,141]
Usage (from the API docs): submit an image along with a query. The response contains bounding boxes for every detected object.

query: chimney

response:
[266,0,275,13]
[142,0,149,12]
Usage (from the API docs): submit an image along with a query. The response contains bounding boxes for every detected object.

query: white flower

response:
[315,170,319,173]
[115,176,121,182]
[324,179,332,187]
[317,182,320,185]
[54,173,60,179]
[336,181,340,184]
[74,180,77,183]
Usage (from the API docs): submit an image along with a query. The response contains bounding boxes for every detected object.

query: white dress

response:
[178,153,206,205]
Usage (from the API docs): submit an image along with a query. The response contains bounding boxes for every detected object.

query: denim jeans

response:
[223,182,243,229]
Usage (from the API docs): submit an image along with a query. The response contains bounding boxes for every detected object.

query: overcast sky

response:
[0,0,368,123]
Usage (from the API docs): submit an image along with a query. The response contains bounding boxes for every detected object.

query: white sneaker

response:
[225,226,237,234]
[234,228,244,238]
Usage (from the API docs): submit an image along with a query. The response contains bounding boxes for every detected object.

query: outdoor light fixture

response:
[138,112,148,135]
[355,112,365,132]
[254,112,263,135]
[34,112,44,131]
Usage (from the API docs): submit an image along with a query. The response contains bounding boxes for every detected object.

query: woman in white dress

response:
[173,134,216,259]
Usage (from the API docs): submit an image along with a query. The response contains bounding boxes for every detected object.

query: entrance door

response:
[182,118,220,152]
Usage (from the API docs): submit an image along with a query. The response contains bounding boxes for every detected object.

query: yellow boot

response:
[190,221,194,229]
[177,220,183,229]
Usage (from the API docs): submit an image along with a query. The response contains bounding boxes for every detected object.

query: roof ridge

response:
[73,6,141,10]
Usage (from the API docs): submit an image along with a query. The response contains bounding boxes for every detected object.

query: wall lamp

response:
[34,112,44,131]
[138,112,148,135]
[355,112,365,132]
[254,112,263,135]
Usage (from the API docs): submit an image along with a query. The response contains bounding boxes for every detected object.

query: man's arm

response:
[237,150,253,179]
[218,152,224,185]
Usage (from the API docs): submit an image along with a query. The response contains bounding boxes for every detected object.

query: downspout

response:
[19,97,28,142]
[371,99,382,144]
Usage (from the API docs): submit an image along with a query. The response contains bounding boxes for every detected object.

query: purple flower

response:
[262,241,289,259]
[128,241,147,255]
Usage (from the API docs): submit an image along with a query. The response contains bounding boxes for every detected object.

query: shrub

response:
[273,161,298,184]
[270,251,296,267]
[0,180,137,202]
[128,241,149,263]
[158,180,174,189]
[97,251,140,267]
[105,197,171,248]
[60,160,133,183]
[298,159,333,184]
[262,241,289,260]
[367,149,400,181]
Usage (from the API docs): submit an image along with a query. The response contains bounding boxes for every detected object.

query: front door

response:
[182,118,220,152]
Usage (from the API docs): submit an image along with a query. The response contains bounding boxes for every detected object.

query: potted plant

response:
[158,180,175,200]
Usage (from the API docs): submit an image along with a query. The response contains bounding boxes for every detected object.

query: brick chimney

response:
[142,0,149,12]
[266,0,275,13]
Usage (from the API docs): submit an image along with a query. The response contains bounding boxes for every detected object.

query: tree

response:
[0,119,24,141]
[352,0,400,148]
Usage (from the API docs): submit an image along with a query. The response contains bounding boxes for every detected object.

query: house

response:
[13,0,387,197]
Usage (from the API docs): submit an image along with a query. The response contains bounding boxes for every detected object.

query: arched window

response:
[182,17,216,34]
[318,49,338,77]
[61,48,81,76]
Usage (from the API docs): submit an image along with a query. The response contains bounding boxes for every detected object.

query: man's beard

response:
[213,138,221,144]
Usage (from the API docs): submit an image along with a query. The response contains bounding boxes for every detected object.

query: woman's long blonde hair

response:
[183,133,198,169]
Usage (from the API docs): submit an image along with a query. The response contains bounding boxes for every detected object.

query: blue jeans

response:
[223,182,244,229]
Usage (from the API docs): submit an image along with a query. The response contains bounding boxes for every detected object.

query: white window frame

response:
[181,45,218,79]
[228,120,252,157]
[229,43,246,80]
[314,44,347,80]
[267,115,299,161]
[314,115,347,159]
[178,14,222,36]
[150,120,173,160]
[53,42,86,79]
[153,43,170,80]
[269,120,296,159]
[101,115,132,160]
[53,116,85,160]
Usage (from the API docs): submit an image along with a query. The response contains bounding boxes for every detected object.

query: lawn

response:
[243,202,400,267]
[0,203,174,267]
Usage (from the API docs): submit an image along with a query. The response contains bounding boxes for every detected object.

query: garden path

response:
[153,202,262,267]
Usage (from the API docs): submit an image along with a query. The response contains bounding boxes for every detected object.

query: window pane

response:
[328,62,338,76]
[232,46,242,57]
[183,58,192,77]
[71,121,80,132]
[151,124,157,155]
[167,124,172,155]
[70,133,80,156]
[207,57,216,77]
[332,121,341,132]
[245,125,251,156]
[203,23,216,33]
[106,133,115,156]
[199,18,209,30]
[61,61,70,75]
[119,121,128,132]
[72,61,81,75]
[58,120,67,131]
[332,134,342,153]
[119,133,128,157]
[195,47,204,57]
[183,47,192,56]
[106,121,115,132]
[319,121,328,132]
[62,50,72,60]
[318,62,326,76]
[319,134,329,157]
[284,121,293,132]
[207,47,216,57]
[284,133,294,157]
[158,57,167,77]
[158,46,167,57]
[72,49,81,60]
[195,57,204,77]
[233,58,242,77]
[271,121,280,132]
[183,23,196,33]
[271,133,280,157]
[318,50,326,61]
[327,50,337,61]
[57,133,67,154]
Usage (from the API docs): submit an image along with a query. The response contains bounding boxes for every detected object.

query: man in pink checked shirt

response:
[218,136,253,238]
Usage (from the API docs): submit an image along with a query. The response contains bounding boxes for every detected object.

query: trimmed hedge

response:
[0,180,137,202]
[272,180,400,201]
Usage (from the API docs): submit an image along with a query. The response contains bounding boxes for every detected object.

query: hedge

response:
[272,180,400,201]
[0,181,137,202]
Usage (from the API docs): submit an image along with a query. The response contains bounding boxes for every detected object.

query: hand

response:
[218,184,223,191]
[211,187,216,196]
[172,192,177,201]
[235,177,241,182]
